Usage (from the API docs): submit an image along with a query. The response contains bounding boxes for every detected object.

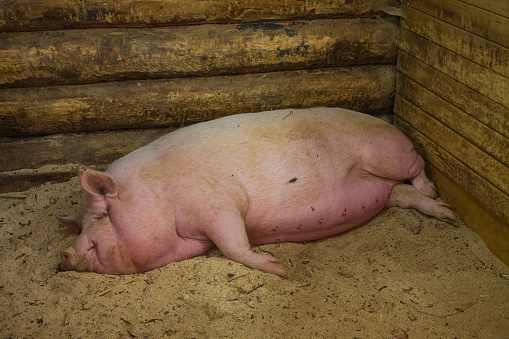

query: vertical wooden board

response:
[402,5,509,78]
[400,29,509,108]
[399,0,509,267]
[394,114,509,224]
[427,165,509,266]
[397,72,508,165]
[459,0,509,18]
[397,51,509,137]
[407,0,509,47]
[394,95,508,196]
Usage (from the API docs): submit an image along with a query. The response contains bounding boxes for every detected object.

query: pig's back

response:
[109,107,397,243]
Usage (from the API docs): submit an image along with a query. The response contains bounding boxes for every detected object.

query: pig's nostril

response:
[60,250,70,262]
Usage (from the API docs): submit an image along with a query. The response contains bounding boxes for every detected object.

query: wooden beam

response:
[0,65,396,136]
[0,126,180,193]
[0,0,400,32]
[0,165,80,194]
[0,18,399,88]
[0,128,174,174]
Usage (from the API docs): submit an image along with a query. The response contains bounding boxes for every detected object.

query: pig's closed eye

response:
[87,240,97,252]
[93,212,108,221]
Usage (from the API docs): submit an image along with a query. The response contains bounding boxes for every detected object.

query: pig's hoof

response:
[259,256,288,278]
[245,253,287,278]
[271,264,288,279]
[433,202,458,226]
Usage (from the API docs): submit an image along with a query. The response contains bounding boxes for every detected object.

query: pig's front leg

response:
[206,211,287,278]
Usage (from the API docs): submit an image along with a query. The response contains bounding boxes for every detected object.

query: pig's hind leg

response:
[362,127,438,198]
[205,210,287,278]
[406,156,438,199]
[372,140,454,221]
[386,184,456,222]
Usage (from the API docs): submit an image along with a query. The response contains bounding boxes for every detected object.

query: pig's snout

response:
[60,248,89,272]
[60,248,74,270]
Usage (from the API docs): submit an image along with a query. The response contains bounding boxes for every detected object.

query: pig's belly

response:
[245,178,395,245]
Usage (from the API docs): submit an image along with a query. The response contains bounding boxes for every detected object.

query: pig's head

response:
[59,167,137,274]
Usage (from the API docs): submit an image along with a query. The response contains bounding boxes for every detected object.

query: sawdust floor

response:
[1,178,508,338]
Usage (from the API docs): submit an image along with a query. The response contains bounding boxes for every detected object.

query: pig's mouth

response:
[60,239,99,272]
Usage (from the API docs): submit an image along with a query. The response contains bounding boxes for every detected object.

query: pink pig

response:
[59,108,454,277]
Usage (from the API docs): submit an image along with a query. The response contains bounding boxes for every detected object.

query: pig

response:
[59,107,454,277]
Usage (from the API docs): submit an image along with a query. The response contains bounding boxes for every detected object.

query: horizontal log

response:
[400,29,509,109]
[395,95,508,196]
[394,114,509,225]
[407,0,509,48]
[0,18,399,89]
[0,0,400,32]
[0,65,396,136]
[0,165,80,193]
[402,5,509,78]
[397,72,508,166]
[397,52,509,137]
[0,128,174,173]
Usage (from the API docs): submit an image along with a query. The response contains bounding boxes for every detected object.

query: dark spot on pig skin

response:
[106,246,117,261]
[318,218,324,224]
[288,177,297,183]
[311,206,315,211]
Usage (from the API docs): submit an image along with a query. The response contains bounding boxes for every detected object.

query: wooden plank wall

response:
[395,0,509,264]
[0,0,401,192]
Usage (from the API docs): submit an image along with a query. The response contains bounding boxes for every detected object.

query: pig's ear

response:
[79,167,118,198]
[58,216,82,234]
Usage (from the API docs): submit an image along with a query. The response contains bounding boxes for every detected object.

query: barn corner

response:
[394,0,509,265]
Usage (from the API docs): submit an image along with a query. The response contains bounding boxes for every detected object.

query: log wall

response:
[0,0,398,31]
[395,0,509,264]
[0,1,401,192]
